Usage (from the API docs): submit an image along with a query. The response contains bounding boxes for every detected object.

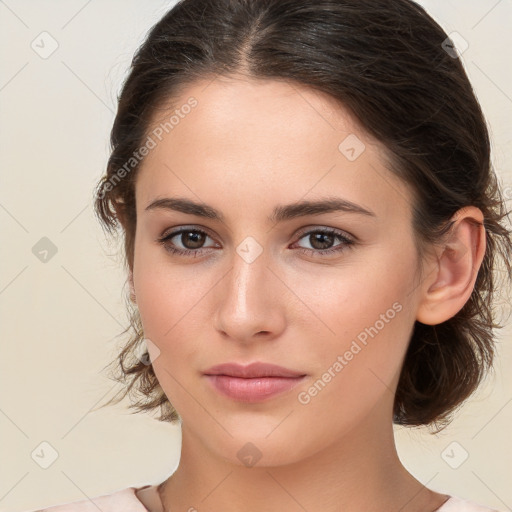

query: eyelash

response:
[157,227,355,258]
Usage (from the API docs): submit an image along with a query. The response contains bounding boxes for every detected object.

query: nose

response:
[213,248,287,344]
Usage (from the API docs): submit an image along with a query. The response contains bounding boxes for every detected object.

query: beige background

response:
[1,1,511,511]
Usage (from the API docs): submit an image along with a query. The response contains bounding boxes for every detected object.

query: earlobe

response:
[416,207,486,326]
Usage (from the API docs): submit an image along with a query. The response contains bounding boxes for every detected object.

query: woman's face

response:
[131,76,426,466]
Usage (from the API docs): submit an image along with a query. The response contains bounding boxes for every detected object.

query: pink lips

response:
[203,362,307,402]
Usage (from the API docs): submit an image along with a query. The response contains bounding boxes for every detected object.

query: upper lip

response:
[203,362,306,378]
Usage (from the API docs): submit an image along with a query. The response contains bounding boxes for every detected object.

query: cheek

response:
[132,245,223,394]
[133,261,205,416]
[133,241,208,337]
[288,250,416,407]
[282,243,415,343]
[293,297,412,445]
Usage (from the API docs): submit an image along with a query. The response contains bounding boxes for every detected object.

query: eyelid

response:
[294,225,355,242]
[159,224,215,240]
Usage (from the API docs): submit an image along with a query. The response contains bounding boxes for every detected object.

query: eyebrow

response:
[144,196,376,223]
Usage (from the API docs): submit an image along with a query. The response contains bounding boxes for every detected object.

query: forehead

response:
[146,75,365,157]
[135,76,413,223]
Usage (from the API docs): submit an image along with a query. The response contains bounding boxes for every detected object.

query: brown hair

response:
[93,0,512,431]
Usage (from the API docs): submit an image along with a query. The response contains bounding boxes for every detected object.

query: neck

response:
[158,409,448,512]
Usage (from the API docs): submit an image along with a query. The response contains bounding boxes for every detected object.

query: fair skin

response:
[128,75,486,512]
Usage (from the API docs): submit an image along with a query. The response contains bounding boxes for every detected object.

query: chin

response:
[200,426,317,469]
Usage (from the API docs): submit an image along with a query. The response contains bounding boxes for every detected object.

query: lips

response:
[203,362,306,379]
[203,362,307,402]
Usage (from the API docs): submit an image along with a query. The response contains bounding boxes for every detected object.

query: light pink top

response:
[27,485,503,512]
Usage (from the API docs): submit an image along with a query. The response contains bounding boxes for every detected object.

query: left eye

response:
[157,227,355,257]
[292,229,355,256]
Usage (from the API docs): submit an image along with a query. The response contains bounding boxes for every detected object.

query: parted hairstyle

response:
[93,0,512,431]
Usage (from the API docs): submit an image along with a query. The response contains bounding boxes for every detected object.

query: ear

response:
[416,206,486,325]
[128,268,136,304]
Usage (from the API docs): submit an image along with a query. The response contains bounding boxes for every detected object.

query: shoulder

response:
[24,486,149,512]
[438,496,503,512]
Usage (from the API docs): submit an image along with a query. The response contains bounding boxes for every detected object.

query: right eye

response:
[157,228,218,257]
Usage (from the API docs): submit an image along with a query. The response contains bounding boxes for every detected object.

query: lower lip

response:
[204,375,306,402]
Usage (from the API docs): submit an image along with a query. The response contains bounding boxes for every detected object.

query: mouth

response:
[204,374,307,402]
[203,362,307,402]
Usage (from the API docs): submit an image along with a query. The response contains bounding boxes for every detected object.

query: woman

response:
[31,0,511,510]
